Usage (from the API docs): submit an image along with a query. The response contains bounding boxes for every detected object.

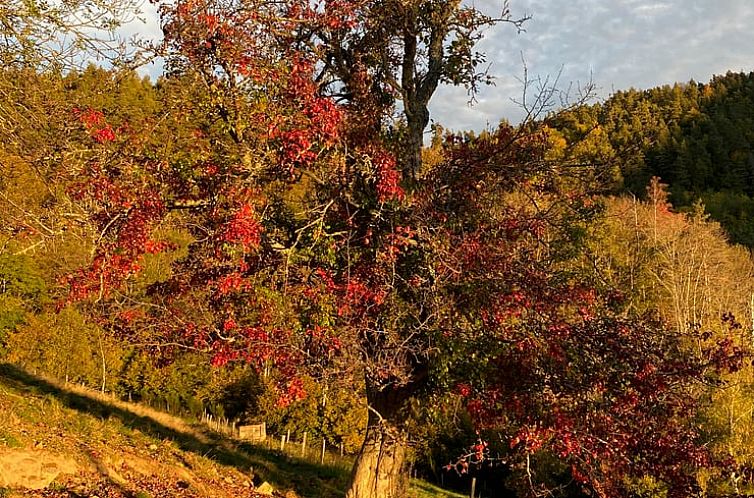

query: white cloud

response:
[119,1,162,41]
[429,0,754,131]
[116,1,163,78]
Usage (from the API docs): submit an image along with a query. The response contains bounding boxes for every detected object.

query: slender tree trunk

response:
[98,333,107,393]
[345,383,413,498]
[404,101,430,179]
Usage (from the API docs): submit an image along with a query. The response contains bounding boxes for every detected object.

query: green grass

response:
[0,430,22,448]
[411,479,466,498]
[46,481,68,492]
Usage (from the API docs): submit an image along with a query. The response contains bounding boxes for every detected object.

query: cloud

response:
[116,1,164,78]
[430,0,754,131]
[118,1,162,42]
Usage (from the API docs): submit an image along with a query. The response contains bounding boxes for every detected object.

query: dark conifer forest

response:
[548,71,754,246]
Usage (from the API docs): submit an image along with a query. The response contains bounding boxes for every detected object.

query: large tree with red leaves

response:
[61,1,747,497]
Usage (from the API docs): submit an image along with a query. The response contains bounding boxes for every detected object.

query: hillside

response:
[0,363,462,498]
[547,70,754,246]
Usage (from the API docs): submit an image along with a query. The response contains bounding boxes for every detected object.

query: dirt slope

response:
[0,363,280,497]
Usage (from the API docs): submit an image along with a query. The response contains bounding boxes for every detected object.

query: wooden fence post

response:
[301,432,307,457]
[320,438,326,464]
[470,477,476,498]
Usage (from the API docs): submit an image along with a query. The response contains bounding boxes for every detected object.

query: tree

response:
[156,0,528,176]
[60,3,748,497]
[548,72,754,247]
[300,0,529,177]
[0,0,143,69]
[583,184,754,494]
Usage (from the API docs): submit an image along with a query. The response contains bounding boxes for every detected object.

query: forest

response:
[547,73,754,247]
[3,1,754,497]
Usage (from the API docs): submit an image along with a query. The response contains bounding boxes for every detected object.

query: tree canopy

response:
[0,0,143,68]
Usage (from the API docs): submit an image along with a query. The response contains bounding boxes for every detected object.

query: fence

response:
[197,413,353,470]
[196,416,493,496]
[258,430,353,471]
[200,411,239,438]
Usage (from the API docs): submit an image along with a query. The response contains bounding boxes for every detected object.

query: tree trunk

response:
[345,384,412,498]
[404,100,430,179]
[346,421,408,498]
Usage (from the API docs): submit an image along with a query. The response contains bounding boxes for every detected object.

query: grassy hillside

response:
[0,363,463,498]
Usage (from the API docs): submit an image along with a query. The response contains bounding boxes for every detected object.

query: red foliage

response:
[337,278,386,317]
[379,225,415,264]
[276,377,307,408]
[63,177,169,303]
[219,203,263,252]
[305,97,342,144]
[422,126,752,496]
[213,272,249,297]
[370,148,404,203]
[279,129,317,167]
[92,125,116,143]
[74,107,104,128]
[73,107,118,143]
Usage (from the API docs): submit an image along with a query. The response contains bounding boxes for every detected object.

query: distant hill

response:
[547,71,754,246]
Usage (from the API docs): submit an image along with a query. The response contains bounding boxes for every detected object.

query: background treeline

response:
[546,71,754,246]
[5,65,754,494]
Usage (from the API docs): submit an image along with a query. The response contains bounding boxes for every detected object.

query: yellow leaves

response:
[593,194,754,336]
[541,125,567,161]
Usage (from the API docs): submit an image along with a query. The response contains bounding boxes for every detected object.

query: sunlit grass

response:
[411,479,466,498]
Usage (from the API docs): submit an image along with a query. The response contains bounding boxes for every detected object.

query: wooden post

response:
[470,477,476,498]
[340,441,344,457]
[287,429,291,447]
[301,432,307,457]
[280,434,286,451]
[320,438,326,464]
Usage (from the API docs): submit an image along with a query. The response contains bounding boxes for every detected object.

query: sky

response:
[122,0,754,133]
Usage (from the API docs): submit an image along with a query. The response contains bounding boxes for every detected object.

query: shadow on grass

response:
[0,363,349,498]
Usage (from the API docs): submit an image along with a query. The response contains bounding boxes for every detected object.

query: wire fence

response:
[198,413,354,471]
[263,431,354,471]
